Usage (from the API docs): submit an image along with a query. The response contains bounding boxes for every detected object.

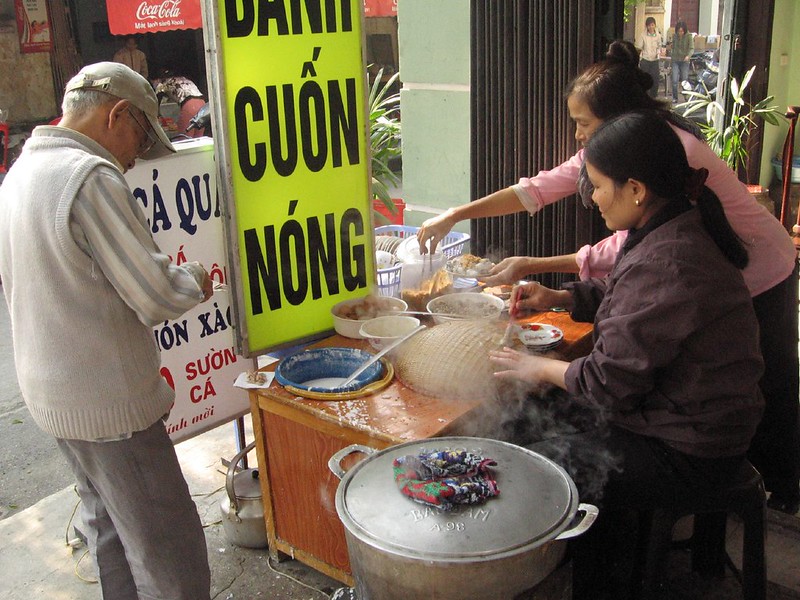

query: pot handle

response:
[328,444,377,479]
[226,440,257,516]
[554,503,599,540]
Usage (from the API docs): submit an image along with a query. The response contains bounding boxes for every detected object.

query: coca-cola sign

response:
[136,1,183,21]
[107,0,202,35]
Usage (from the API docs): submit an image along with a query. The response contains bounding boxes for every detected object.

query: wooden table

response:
[249,310,593,585]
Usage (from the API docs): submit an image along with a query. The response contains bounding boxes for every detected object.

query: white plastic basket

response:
[374,225,470,297]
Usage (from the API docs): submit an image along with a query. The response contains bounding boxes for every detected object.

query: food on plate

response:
[482,285,513,300]
[446,254,495,278]
[334,295,403,321]
[246,371,267,385]
[427,292,504,321]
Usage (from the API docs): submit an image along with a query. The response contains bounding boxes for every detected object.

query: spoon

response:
[340,325,427,387]
[386,310,469,319]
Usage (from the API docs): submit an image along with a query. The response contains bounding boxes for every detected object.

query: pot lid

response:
[335,437,578,560]
[233,469,262,500]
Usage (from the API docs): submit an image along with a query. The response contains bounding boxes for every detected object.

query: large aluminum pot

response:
[329,437,598,600]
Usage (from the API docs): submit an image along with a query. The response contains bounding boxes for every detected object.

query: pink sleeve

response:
[512,150,585,214]
[575,231,628,280]
[674,127,796,296]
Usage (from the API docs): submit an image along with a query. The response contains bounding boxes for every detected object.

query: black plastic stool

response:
[634,460,766,600]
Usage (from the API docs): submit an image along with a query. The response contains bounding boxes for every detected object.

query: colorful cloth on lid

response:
[392,450,499,511]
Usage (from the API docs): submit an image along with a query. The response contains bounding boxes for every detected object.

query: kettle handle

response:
[328,444,377,479]
[226,440,257,516]
[554,503,599,540]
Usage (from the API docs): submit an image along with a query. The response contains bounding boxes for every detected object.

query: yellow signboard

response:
[205,0,374,355]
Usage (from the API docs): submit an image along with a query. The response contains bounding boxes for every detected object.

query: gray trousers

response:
[57,420,211,600]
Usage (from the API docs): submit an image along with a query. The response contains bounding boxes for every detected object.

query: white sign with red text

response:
[125,138,251,442]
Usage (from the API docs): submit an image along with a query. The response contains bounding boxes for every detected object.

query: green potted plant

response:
[368,67,402,224]
[679,65,784,172]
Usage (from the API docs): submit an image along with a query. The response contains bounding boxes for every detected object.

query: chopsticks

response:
[508,284,522,319]
[499,284,524,346]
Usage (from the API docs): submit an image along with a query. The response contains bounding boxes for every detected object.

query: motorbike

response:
[186,102,212,137]
[680,50,719,101]
[677,50,719,125]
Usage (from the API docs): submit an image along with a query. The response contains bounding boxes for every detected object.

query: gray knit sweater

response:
[0,127,204,441]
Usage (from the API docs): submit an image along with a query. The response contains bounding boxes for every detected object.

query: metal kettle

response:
[220,441,268,548]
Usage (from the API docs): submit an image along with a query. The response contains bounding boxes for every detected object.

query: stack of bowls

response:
[331,296,408,339]
[359,315,421,351]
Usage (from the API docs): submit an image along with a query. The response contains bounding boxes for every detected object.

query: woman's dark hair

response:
[584,111,748,269]
[674,21,688,35]
[567,40,701,139]
[645,17,656,27]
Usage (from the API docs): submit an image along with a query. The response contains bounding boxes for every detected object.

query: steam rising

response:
[392,318,622,504]
[459,374,622,504]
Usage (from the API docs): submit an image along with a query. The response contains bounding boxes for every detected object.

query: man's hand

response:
[200,271,213,302]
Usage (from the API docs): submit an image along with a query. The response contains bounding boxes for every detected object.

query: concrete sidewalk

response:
[1,419,799,600]
[0,421,342,600]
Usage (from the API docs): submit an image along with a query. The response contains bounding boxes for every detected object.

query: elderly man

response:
[0,62,212,599]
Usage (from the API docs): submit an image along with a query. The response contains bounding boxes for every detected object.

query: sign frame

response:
[201,0,377,357]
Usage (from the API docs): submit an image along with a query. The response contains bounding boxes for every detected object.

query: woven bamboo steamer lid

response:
[393,320,506,400]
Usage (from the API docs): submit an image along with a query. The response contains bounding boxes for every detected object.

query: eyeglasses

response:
[127,108,156,157]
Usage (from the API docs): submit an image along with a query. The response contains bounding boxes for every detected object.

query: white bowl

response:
[359,315,421,351]
[331,295,408,339]
[426,292,504,325]
[375,250,396,270]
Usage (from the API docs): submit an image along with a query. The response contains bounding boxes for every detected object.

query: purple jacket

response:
[564,209,764,458]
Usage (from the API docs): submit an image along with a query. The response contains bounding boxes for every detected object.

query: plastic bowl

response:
[427,292,505,325]
[274,347,384,393]
[331,296,408,339]
[359,315,421,351]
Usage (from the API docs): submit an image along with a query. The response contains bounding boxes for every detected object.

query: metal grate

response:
[470,0,609,289]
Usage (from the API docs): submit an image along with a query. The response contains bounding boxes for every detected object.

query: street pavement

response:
[0,293,74,521]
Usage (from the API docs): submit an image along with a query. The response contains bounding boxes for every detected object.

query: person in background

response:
[669,21,694,103]
[636,17,663,98]
[0,62,213,599]
[113,35,148,79]
[151,67,207,137]
[417,40,800,514]
[491,111,764,597]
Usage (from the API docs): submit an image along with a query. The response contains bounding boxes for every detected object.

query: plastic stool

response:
[634,460,766,600]
[0,122,9,174]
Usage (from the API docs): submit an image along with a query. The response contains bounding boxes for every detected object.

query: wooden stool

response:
[634,460,766,600]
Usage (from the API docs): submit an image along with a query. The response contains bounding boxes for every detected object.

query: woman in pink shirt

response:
[417,40,799,513]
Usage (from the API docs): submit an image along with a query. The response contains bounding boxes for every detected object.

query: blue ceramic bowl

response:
[274,347,384,394]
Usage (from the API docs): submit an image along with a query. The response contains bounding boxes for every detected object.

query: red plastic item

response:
[373,198,405,225]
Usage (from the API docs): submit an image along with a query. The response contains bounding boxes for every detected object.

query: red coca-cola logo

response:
[135,0,182,20]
